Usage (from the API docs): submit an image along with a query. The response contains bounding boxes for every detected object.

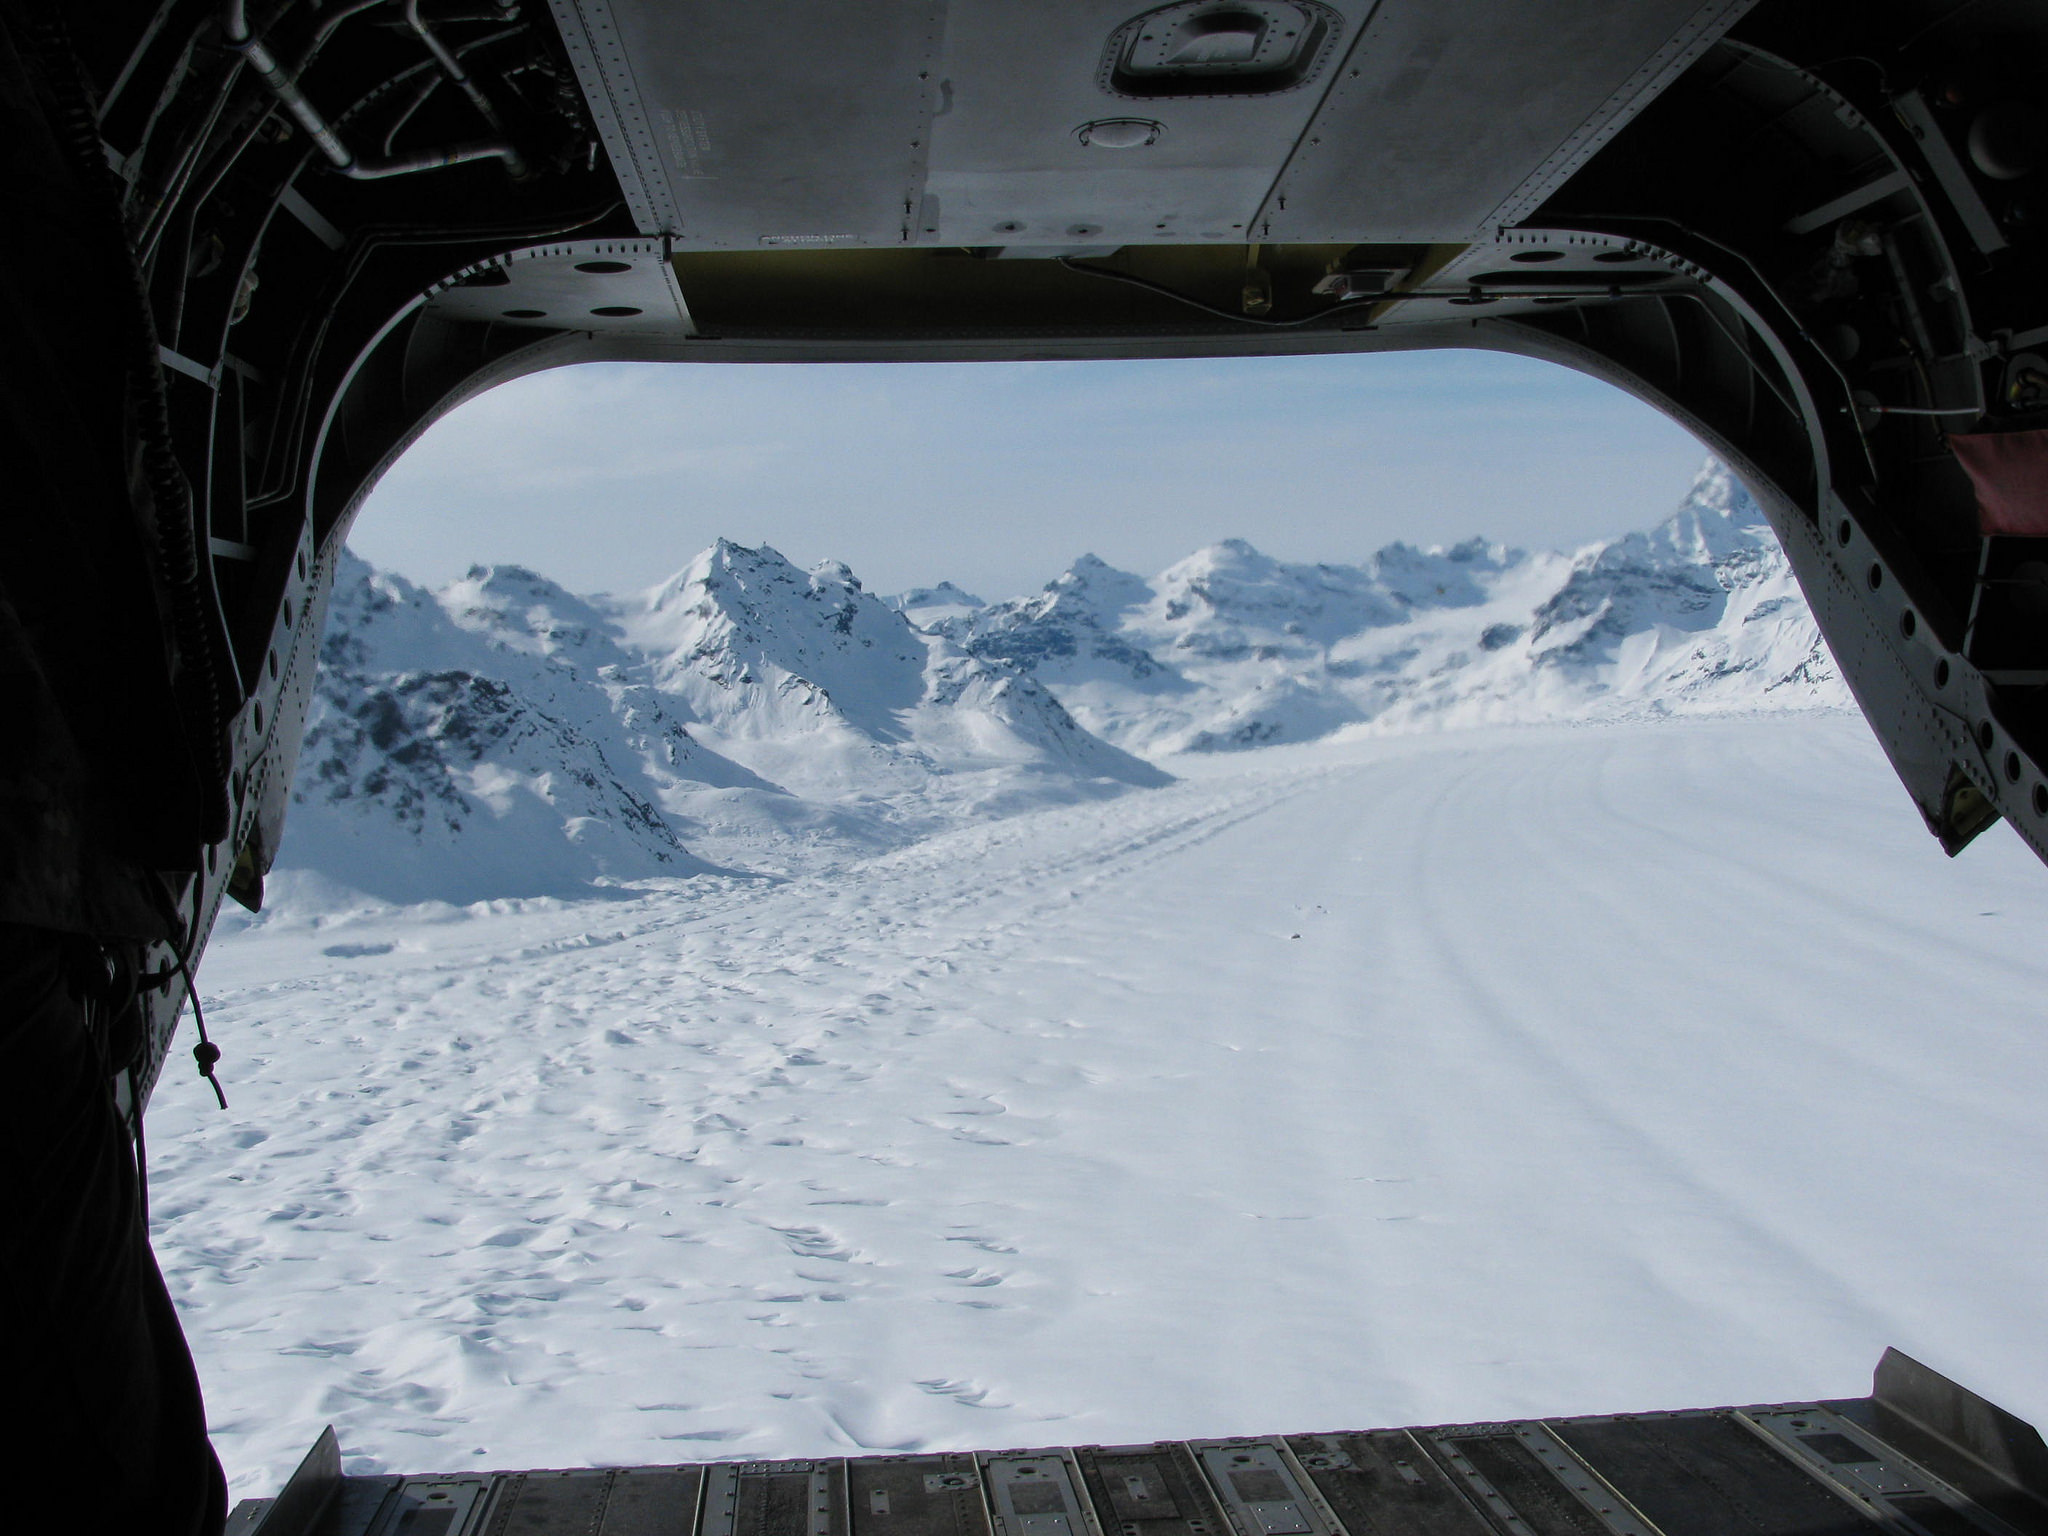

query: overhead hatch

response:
[1101,2,1344,98]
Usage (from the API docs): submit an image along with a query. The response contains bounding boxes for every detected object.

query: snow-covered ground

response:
[155,712,2048,1499]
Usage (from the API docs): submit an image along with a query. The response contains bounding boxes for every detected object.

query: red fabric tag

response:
[1951,428,2048,536]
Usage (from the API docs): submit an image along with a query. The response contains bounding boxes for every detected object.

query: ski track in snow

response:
[152,714,2048,1497]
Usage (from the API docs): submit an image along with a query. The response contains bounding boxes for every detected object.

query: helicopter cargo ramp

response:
[228,1350,2048,1536]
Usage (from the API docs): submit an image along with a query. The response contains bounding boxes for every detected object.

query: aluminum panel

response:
[1742,1408,2027,1535]
[1189,1443,1338,1536]
[554,1,947,245]
[982,1454,1100,1536]
[847,1454,992,1536]
[1258,0,1754,241]
[601,1467,707,1536]
[1075,1444,1227,1536]
[1287,1430,1499,1536]
[423,240,693,336]
[703,1462,845,1536]
[557,0,1753,250]
[919,0,1377,247]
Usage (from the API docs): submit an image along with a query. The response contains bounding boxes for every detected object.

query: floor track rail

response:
[228,1358,2048,1536]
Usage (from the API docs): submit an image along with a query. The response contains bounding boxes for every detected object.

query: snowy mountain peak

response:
[1152,540,1405,646]
[1369,537,1523,611]
[290,536,1173,904]
[1158,538,1266,583]
[284,457,1842,907]
[1034,555,1152,619]
[935,458,1843,755]
[938,553,1174,693]
[440,562,626,663]
[890,581,987,628]
[1684,456,1749,516]
[626,539,928,728]
[1647,457,1778,569]
[892,580,984,610]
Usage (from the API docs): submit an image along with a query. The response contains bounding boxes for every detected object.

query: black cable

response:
[1808,55,1893,97]
[1056,257,1355,328]
[135,48,249,269]
[170,950,228,1110]
[1895,0,1990,56]
[97,0,182,125]
[1533,212,1884,484]
[378,26,524,156]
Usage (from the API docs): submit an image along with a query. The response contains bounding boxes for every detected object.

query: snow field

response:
[154,714,2048,1498]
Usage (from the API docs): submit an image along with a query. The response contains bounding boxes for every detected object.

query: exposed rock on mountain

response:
[615,540,1166,798]
[287,545,1165,904]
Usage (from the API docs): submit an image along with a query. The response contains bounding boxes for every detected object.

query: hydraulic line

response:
[379,23,526,155]
[220,0,525,180]
[401,0,523,162]
[133,39,240,267]
[303,0,395,65]
[96,0,180,123]
[382,68,445,154]
[221,0,353,169]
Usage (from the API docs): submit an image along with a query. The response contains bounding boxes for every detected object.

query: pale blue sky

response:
[349,351,1709,603]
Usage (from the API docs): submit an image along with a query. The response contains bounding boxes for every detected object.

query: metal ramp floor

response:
[228,1351,2048,1536]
